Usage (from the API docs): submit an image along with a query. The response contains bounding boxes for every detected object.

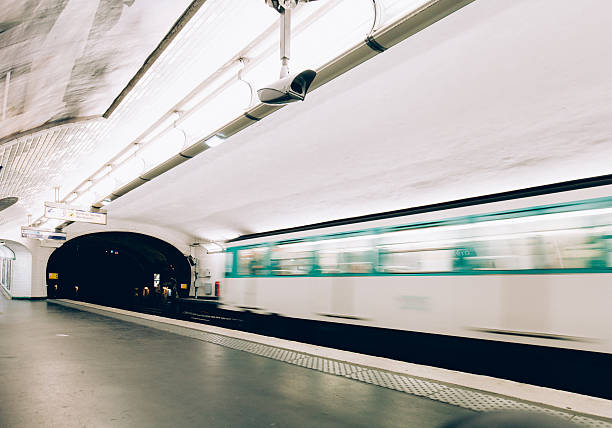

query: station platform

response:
[1,297,611,427]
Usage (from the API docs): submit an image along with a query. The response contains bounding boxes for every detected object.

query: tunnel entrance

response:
[46,232,190,312]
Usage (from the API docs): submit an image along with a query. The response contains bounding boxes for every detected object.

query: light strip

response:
[59,0,341,209]
[51,0,471,228]
[112,144,140,165]
[92,165,112,180]
[205,135,226,148]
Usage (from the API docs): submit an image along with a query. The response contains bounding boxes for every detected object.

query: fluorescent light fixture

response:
[64,192,78,203]
[113,144,140,165]
[100,198,112,206]
[290,0,372,71]
[112,155,146,187]
[179,81,252,144]
[90,176,117,199]
[92,165,112,180]
[379,0,432,28]
[115,0,276,149]
[243,0,370,92]
[53,0,437,216]
[180,62,243,112]
[73,190,97,208]
[142,112,181,144]
[166,127,187,148]
[204,135,226,148]
[140,128,187,171]
[79,180,93,192]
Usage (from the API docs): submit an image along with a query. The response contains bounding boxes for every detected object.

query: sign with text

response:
[21,227,66,241]
[44,202,107,225]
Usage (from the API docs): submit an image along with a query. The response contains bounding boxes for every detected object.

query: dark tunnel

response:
[46,232,190,312]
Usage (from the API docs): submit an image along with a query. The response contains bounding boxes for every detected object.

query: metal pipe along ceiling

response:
[90,0,476,211]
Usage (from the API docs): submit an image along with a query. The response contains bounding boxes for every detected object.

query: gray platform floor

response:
[0,298,471,427]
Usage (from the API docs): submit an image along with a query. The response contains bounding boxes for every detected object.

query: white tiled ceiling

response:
[99,0,612,242]
[0,118,112,226]
[0,0,380,228]
[0,0,192,137]
[0,0,193,223]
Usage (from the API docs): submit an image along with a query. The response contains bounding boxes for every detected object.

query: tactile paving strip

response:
[291,356,363,375]
[570,416,612,428]
[429,387,573,417]
[346,369,447,397]
[51,301,612,428]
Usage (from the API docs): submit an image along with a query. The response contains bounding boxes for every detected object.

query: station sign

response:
[44,202,107,225]
[21,227,66,241]
[49,273,58,279]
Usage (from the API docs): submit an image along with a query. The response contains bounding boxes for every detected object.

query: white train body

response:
[219,185,612,354]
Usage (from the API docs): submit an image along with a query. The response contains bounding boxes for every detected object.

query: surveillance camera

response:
[257,69,317,105]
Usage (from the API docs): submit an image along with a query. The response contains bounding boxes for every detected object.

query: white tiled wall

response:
[2,241,33,298]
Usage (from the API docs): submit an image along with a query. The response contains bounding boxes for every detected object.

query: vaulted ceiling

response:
[2,0,611,245]
[0,0,192,224]
[78,0,612,242]
[0,0,379,232]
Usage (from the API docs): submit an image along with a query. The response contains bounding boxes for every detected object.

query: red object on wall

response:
[214,281,220,297]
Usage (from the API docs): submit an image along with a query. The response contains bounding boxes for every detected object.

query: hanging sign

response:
[44,202,107,225]
[21,227,66,241]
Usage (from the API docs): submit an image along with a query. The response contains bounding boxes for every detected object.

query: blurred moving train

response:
[220,185,612,355]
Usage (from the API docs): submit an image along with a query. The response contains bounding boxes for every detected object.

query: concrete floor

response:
[0,297,471,427]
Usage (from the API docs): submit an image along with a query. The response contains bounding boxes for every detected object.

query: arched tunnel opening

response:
[46,232,190,312]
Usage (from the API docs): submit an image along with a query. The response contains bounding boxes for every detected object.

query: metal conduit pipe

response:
[94,0,476,208]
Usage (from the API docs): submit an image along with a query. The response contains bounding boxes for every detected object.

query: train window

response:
[318,250,340,274]
[554,230,608,269]
[378,247,419,273]
[225,252,234,274]
[316,235,376,275]
[446,228,611,271]
[318,248,374,274]
[339,248,374,274]
[237,247,268,275]
[378,243,453,273]
[270,246,314,275]
[227,200,612,277]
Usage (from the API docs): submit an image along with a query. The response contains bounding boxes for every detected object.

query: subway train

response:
[218,183,612,355]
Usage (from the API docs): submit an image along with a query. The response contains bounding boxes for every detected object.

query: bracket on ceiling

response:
[265,0,316,77]
[266,0,297,14]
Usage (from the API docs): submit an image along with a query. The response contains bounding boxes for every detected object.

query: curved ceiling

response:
[100,0,612,241]
[0,0,191,139]
[0,0,192,226]
[1,0,611,246]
